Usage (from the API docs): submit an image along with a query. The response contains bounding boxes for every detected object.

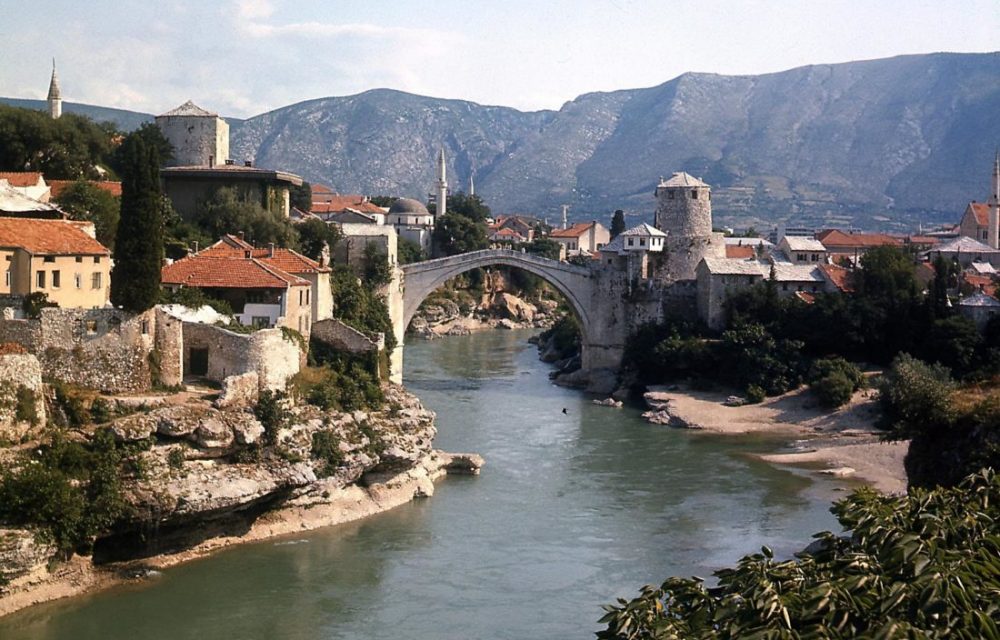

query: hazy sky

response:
[2,0,997,118]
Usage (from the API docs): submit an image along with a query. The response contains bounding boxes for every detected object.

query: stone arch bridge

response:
[388,249,625,385]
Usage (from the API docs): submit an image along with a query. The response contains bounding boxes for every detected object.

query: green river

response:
[0,329,843,639]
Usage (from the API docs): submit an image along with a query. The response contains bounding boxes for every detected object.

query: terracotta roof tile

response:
[311,195,385,215]
[726,245,756,259]
[161,255,309,289]
[968,202,990,227]
[0,218,109,255]
[0,172,44,187]
[550,222,596,238]
[818,263,853,292]
[47,180,122,199]
[816,229,903,249]
[200,238,329,273]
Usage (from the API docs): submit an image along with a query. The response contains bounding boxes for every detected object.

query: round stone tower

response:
[651,172,724,282]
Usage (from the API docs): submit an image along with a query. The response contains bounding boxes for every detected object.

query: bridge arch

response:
[394,250,595,379]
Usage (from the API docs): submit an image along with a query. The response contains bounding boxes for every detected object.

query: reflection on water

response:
[0,330,841,640]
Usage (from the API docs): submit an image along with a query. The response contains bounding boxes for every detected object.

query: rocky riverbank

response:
[409,291,560,340]
[640,384,907,494]
[0,385,482,617]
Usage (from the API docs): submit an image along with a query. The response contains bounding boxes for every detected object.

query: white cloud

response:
[233,0,275,20]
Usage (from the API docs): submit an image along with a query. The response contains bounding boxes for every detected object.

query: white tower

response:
[436,148,448,217]
[47,59,62,120]
[989,151,1000,249]
[561,204,569,230]
[469,171,475,197]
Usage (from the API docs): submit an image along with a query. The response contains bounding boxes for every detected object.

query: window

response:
[627,238,634,246]
[4,271,8,287]
[782,283,788,291]
[298,290,303,305]
[85,320,98,335]
[639,238,646,247]
[52,270,60,288]
[141,320,150,335]
[94,256,101,264]
[252,316,270,328]
[91,272,102,289]
[811,253,819,262]
[306,290,310,305]
[691,191,698,199]
[667,191,675,200]
[36,271,45,289]
[74,273,82,289]
[797,253,806,262]
[75,256,83,263]
[44,256,55,263]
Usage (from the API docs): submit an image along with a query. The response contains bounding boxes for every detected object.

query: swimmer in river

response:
[561,408,568,414]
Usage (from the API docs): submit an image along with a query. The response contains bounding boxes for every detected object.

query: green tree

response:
[194,187,298,248]
[433,213,488,256]
[110,134,163,312]
[0,105,117,179]
[289,181,312,212]
[397,237,426,264]
[435,191,491,223]
[610,209,626,238]
[53,179,120,248]
[524,237,562,260]
[877,353,956,439]
[362,241,393,287]
[295,218,340,261]
[598,470,1000,639]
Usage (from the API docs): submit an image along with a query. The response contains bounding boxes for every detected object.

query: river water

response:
[1,330,843,639]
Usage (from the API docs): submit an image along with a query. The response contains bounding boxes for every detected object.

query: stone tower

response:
[436,148,448,217]
[989,152,1000,249]
[652,172,724,281]
[154,101,229,167]
[47,59,62,120]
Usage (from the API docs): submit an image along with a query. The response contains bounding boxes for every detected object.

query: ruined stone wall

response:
[311,318,382,354]
[155,308,184,388]
[0,308,155,392]
[0,353,45,441]
[182,323,302,391]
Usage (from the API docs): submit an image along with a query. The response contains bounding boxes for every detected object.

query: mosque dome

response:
[389,198,430,215]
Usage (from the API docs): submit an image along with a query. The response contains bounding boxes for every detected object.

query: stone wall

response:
[182,323,301,391]
[0,308,156,393]
[0,353,45,441]
[311,318,383,354]
[155,308,184,388]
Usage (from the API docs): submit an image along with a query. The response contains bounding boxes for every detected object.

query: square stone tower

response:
[652,172,725,281]
[155,100,230,167]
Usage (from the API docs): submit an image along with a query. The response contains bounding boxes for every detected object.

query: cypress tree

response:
[110,134,163,312]
[610,209,626,238]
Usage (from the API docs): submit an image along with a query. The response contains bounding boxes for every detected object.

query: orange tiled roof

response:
[311,184,335,195]
[550,222,595,238]
[816,229,903,249]
[963,273,998,297]
[968,202,990,227]
[311,195,385,215]
[818,263,853,292]
[200,237,329,273]
[0,218,109,255]
[906,235,940,245]
[161,254,309,289]
[0,172,44,187]
[726,245,756,259]
[48,180,122,199]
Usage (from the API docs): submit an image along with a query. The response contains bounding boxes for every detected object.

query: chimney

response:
[192,241,199,254]
[238,231,245,241]
[268,242,275,257]
[244,160,252,167]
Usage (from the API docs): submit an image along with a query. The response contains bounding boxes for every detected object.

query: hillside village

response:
[1,62,1000,624]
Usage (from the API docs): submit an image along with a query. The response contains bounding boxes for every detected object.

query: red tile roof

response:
[0,218,109,255]
[963,273,997,297]
[47,180,122,199]
[200,237,329,273]
[161,255,309,289]
[550,222,596,238]
[726,245,756,259]
[968,202,990,226]
[311,195,385,215]
[0,172,44,187]
[818,263,853,292]
[906,235,940,246]
[816,229,903,249]
[311,183,336,195]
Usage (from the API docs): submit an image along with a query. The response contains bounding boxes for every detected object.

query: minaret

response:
[436,148,448,217]
[561,204,569,230]
[989,151,1000,249]
[468,171,475,197]
[47,58,62,120]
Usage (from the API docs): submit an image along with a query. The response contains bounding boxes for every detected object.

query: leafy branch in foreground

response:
[597,469,1000,639]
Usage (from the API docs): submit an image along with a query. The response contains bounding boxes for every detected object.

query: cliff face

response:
[226,52,1000,228]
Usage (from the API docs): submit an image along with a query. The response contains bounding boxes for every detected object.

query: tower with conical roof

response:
[651,171,725,281]
[47,59,62,119]
[154,100,229,167]
[435,148,448,217]
[989,152,1000,249]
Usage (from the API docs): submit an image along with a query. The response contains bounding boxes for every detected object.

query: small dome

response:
[389,198,430,215]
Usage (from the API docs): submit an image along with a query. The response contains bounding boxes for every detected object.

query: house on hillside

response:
[926,236,1000,268]
[550,221,610,259]
[161,236,331,336]
[600,223,666,279]
[311,194,387,226]
[0,218,110,308]
[777,235,827,264]
[959,202,992,244]
[0,183,65,219]
[0,172,51,202]
[488,227,528,249]
[815,229,903,266]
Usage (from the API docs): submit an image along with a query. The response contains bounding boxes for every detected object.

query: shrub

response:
[598,469,1000,639]
[14,386,38,425]
[167,448,186,470]
[877,353,955,439]
[744,384,766,404]
[254,390,288,447]
[811,371,856,408]
[310,431,344,477]
[89,397,113,424]
[807,356,863,389]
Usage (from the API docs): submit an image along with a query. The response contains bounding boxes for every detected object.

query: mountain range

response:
[5,52,1000,230]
